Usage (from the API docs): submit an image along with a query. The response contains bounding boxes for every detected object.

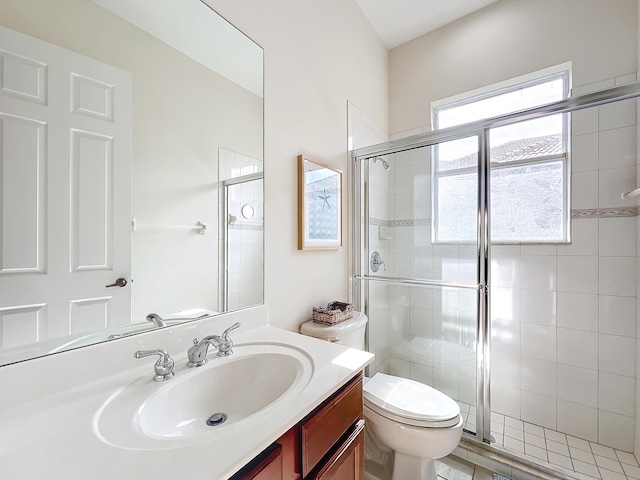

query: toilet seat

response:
[363,373,461,428]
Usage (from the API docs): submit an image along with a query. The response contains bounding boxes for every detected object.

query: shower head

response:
[372,156,391,171]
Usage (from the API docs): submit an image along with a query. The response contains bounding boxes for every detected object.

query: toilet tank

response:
[299,311,368,350]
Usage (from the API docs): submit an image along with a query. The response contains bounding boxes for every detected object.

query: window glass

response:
[432,71,569,244]
[436,78,565,128]
[490,116,563,164]
[491,161,564,241]
[436,171,478,242]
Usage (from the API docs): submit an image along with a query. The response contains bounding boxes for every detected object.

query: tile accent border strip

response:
[229,224,264,231]
[370,217,431,227]
[571,207,640,219]
[369,207,639,227]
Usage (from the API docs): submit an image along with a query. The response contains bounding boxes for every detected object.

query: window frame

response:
[431,66,571,245]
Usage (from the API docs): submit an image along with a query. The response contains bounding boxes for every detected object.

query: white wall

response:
[389,0,637,135]
[205,0,389,331]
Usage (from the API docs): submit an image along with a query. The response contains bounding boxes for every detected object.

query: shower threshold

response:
[456,403,640,480]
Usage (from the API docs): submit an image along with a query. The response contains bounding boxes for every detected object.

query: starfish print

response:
[319,189,331,211]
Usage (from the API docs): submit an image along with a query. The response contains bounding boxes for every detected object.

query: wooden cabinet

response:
[310,420,365,480]
[231,444,283,480]
[230,373,364,480]
[301,373,363,476]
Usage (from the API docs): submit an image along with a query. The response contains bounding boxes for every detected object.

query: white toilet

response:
[300,312,463,480]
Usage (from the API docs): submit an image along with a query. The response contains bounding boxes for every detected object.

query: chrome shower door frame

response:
[221,172,263,313]
[352,80,640,447]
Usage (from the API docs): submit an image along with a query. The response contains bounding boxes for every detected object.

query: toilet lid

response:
[363,373,460,423]
[299,312,367,341]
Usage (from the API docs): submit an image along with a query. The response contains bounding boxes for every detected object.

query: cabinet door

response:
[311,420,365,480]
[231,443,283,480]
[278,426,302,480]
[302,375,363,476]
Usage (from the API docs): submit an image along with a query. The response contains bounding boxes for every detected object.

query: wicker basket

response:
[312,301,354,325]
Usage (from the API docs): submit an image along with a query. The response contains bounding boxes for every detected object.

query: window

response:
[432,65,570,243]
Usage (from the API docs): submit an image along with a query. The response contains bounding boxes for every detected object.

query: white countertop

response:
[0,305,374,479]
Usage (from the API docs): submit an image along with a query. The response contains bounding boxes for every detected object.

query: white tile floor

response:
[458,402,640,480]
[436,455,504,480]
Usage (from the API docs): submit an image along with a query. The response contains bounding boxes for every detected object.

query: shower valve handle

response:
[370,251,386,273]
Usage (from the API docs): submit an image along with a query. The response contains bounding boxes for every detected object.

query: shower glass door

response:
[222,174,264,312]
[358,133,490,442]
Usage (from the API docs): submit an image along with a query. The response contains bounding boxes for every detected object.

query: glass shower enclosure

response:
[352,81,640,461]
[355,132,491,443]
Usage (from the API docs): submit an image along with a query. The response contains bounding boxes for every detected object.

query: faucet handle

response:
[221,322,241,341]
[134,349,175,382]
[216,322,241,357]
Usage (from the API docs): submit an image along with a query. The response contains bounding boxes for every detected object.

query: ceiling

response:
[355,0,499,49]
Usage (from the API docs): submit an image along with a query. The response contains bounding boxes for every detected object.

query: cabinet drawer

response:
[301,374,363,477]
[310,420,365,480]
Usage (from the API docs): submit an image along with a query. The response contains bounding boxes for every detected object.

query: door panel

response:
[0,50,47,104]
[0,25,132,350]
[0,114,46,273]
[70,129,114,271]
[364,137,485,439]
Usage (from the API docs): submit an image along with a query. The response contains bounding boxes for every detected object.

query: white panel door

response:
[0,26,132,348]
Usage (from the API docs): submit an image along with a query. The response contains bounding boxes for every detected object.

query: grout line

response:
[482,414,635,480]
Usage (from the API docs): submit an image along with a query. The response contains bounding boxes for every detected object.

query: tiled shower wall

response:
[490,76,638,452]
[372,74,638,452]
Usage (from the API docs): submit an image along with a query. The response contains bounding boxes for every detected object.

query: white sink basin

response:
[94,343,313,449]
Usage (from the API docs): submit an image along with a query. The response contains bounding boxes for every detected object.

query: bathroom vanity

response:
[232,373,365,479]
[0,306,374,479]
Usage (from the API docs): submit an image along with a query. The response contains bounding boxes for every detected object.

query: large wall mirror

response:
[0,0,264,366]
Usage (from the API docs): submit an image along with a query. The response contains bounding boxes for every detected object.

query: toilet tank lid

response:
[299,311,367,340]
[364,373,460,423]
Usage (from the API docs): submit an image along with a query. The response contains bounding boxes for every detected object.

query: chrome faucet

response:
[145,311,213,327]
[186,322,241,367]
[146,313,167,328]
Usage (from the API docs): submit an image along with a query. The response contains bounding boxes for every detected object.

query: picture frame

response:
[298,155,342,250]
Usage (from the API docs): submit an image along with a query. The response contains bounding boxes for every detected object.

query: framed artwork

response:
[298,155,342,250]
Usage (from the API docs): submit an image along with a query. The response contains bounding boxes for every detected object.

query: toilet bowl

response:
[300,313,463,480]
[363,373,463,480]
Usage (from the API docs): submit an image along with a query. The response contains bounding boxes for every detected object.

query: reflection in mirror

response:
[219,151,264,312]
[0,0,264,366]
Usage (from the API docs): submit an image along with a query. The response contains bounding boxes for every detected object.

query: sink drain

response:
[206,413,227,426]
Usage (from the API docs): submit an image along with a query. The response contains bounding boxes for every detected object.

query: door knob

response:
[106,278,127,288]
